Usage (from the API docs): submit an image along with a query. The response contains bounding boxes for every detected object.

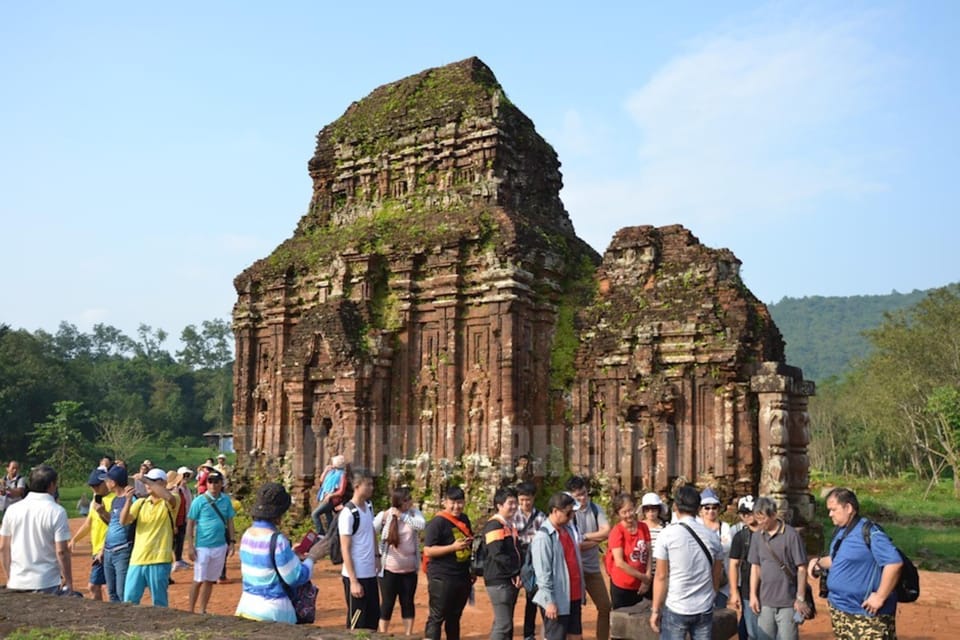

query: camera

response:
[94,494,103,504]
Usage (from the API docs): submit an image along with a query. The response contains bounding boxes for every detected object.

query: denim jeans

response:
[103,545,131,603]
[661,606,713,640]
[486,582,519,640]
[311,500,336,535]
[757,606,799,640]
[740,597,760,639]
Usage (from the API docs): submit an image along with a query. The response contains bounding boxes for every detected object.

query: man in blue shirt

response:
[808,488,902,640]
[311,455,348,535]
[185,471,236,614]
[102,465,135,602]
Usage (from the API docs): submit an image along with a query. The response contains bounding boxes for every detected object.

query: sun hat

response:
[217,453,226,460]
[165,471,181,489]
[87,469,108,486]
[737,495,756,513]
[206,471,224,483]
[144,468,167,483]
[177,466,193,476]
[700,488,721,506]
[250,482,292,520]
[641,492,663,508]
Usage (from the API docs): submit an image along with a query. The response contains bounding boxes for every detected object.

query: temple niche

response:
[232,57,815,528]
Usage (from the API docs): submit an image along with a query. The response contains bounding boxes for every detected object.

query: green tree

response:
[0,326,72,458]
[28,400,93,482]
[97,417,150,463]
[178,319,232,370]
[178,319,234,432]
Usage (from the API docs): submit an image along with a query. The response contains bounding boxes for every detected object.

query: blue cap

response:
[87,468,108,486]
[106,465,128,485]
[700,488,721,505]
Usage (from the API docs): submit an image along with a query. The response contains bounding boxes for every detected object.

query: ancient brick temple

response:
[232,57,815,525]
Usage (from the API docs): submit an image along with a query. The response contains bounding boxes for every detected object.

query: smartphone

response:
[92,557,102,567]
[94,494,103,504]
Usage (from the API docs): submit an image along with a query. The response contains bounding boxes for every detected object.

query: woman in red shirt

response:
[605,493,652,610]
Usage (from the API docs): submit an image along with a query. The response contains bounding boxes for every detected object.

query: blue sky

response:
[2,1,957,345]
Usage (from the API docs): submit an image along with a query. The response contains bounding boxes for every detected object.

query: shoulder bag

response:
[761,532,816,619]
[269,531,319,624]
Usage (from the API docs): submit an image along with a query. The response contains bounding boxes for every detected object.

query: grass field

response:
[810,472,960,571]
[59,444,229,518]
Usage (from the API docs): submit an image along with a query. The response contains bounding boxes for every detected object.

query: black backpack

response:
[328,501,361,565]
[471,533,487,577]
[862,519,920,603]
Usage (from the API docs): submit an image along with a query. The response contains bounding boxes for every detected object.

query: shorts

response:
[89,557,106,585]
[193,545,228,583]
[829,604,897,640]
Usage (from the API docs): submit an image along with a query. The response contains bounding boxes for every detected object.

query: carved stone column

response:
[751,362,815,528]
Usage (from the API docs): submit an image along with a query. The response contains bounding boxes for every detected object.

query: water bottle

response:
[793,609,805,625]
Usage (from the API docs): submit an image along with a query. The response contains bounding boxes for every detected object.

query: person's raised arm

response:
[119,487,136,525]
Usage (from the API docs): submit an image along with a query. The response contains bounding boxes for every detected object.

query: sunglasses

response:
[701,505,719,511]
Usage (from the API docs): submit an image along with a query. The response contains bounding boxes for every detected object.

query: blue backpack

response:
[520,526,549,596]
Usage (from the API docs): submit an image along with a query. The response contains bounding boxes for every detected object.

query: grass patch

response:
[58,444,227,518]
[810,472,960,571]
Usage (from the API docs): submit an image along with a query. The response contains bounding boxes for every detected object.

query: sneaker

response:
[174,560,191,570]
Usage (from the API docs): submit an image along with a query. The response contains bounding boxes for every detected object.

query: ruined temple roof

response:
[236,57,597,290]
[310,57,504,168]
[578,224,784,377]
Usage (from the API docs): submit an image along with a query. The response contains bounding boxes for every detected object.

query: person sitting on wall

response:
[311,455,348,536]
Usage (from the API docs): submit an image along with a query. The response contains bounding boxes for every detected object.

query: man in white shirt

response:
[0,464,74,594]
[340,467,380,630]
[650,485,722,640]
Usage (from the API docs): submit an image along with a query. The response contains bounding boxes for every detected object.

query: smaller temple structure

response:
[570,225,814,523]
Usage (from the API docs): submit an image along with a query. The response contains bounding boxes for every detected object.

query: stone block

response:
[610,601,738,640]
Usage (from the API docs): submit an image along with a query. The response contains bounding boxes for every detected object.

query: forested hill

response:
[769,287,948,383]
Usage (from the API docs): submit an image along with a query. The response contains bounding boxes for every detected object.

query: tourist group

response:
[1,457,904,640]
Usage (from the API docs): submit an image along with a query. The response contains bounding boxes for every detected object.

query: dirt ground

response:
[3,518,959,639]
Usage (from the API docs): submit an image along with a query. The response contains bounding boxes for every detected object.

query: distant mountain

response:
[768,287,947,383]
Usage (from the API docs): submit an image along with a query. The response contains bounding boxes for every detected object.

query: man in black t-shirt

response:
[727,495,759,640]
[423,485,474,640]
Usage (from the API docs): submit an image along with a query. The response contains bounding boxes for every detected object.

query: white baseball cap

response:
[144,468,167,482]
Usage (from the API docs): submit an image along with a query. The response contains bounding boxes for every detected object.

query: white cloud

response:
[564,8,894,248]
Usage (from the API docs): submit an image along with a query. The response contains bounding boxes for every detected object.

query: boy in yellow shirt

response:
[120,467,179,607]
